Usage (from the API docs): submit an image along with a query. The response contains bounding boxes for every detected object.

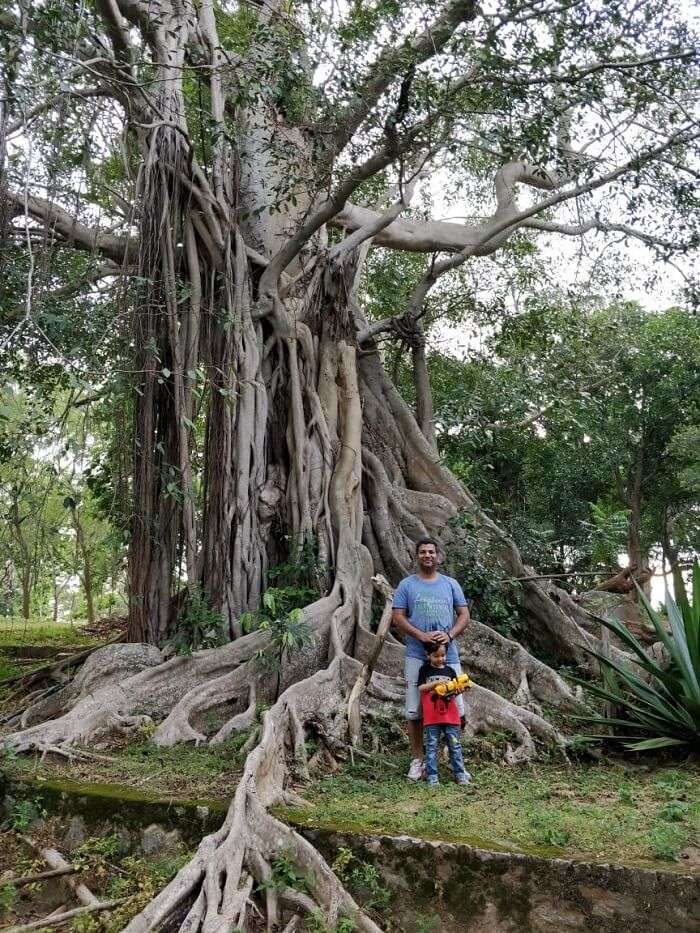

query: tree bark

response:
[70,505,95,625]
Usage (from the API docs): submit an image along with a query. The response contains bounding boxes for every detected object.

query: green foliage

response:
[527,811,571,847]
[72,852,193,933]
[583,500,630,567]
[0,385,128,623]
[305,910,356,933]
[444,514,522,636]
[331,848,391,912]
[647,824,687,861]
[260,851,311,893]
[7,796,46,831]
[241,542,321,670]
[427,302,700,578]
[267,535,326,594]
[166,586,228,655]
[73,833,123,865]
[0,883,17,918]
[579,561,700,751]
[248,606,315,673]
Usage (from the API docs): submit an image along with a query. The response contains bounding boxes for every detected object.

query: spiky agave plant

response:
[580,561,700,751]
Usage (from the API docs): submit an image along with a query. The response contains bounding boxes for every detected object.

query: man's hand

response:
[431,630,450,646]
[419,631,443,645]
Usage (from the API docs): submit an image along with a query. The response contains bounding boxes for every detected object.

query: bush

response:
[166,585,228,654]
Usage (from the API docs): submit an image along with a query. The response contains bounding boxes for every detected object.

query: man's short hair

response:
[415,537,440,554]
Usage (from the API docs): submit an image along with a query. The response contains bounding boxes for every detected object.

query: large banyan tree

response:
[1,0,698,929]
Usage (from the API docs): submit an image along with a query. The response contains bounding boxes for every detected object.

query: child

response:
[417,643,471,786]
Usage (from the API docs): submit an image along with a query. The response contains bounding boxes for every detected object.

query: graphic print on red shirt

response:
[417,662,461,726]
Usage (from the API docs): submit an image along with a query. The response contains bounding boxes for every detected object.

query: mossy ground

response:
[5,723,700,867]
[4,733,247,801]
[282,741,700,866]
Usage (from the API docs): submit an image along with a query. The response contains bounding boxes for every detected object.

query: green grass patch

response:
[281,751,700,865]
[0,618,99,647]
[0,654,24,681]
[5,733,250,801]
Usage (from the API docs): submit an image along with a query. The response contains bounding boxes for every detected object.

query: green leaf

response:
[624,736,687,751]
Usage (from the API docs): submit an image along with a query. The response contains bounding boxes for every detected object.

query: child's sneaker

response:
[427,779,439,787]
[455,771,472,785]
[407,758,425,782]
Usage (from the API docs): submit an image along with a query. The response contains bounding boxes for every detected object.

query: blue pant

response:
[424,724,467,783]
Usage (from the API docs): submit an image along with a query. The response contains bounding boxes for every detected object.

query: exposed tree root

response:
[122,659,383,933]
[119,635,565,932]
[353,589,579,712]
[1,634,268,753]
[462,685,565,763]
[3,597,568,933]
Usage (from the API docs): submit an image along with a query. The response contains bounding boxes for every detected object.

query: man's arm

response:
[448,604,470,642]
[392,608,436,645]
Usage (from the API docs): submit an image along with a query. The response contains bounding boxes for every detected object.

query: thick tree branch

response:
[6,191,135,264]
[328,0,478,153]
[342,126,699,258]
[7,87,115,136]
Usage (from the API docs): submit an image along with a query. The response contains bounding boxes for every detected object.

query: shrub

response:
[580,561,700,751]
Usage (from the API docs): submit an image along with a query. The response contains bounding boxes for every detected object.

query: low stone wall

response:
[302,827,700,933]
[4,774,699,930]
[2,774,226,844]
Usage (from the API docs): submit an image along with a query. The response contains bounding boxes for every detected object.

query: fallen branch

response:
[0,636,121,690]
[3,898,126,932]
[11,866,78,887]
[317,727,400,771]
[19,836,99,906]
[346,574,394,746]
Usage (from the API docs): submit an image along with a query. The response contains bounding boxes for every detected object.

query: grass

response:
[0,617,100,647]
[280,747,700,866]
[4,733,249,800]
[0,654,24,681]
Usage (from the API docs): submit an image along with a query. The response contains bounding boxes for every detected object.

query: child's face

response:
[428,644,447,666]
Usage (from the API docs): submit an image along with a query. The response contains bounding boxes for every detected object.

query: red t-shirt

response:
[417,663,461,726]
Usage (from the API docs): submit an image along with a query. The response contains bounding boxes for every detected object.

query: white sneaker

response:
[407,758,425,781]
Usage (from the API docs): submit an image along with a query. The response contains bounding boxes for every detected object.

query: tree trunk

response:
[70,506,95,625]
[52,578,60,623]
[21,571,31,621]
[661,510,687,607]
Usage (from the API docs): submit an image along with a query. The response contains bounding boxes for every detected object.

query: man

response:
[392,537,471,781]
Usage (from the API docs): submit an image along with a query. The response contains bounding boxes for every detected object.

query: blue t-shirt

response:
[392,573,467,663]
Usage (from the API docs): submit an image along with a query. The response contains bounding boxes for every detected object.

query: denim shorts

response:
[404,655,465,721]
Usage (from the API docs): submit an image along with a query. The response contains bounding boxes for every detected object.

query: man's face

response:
[417,543,438,571]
